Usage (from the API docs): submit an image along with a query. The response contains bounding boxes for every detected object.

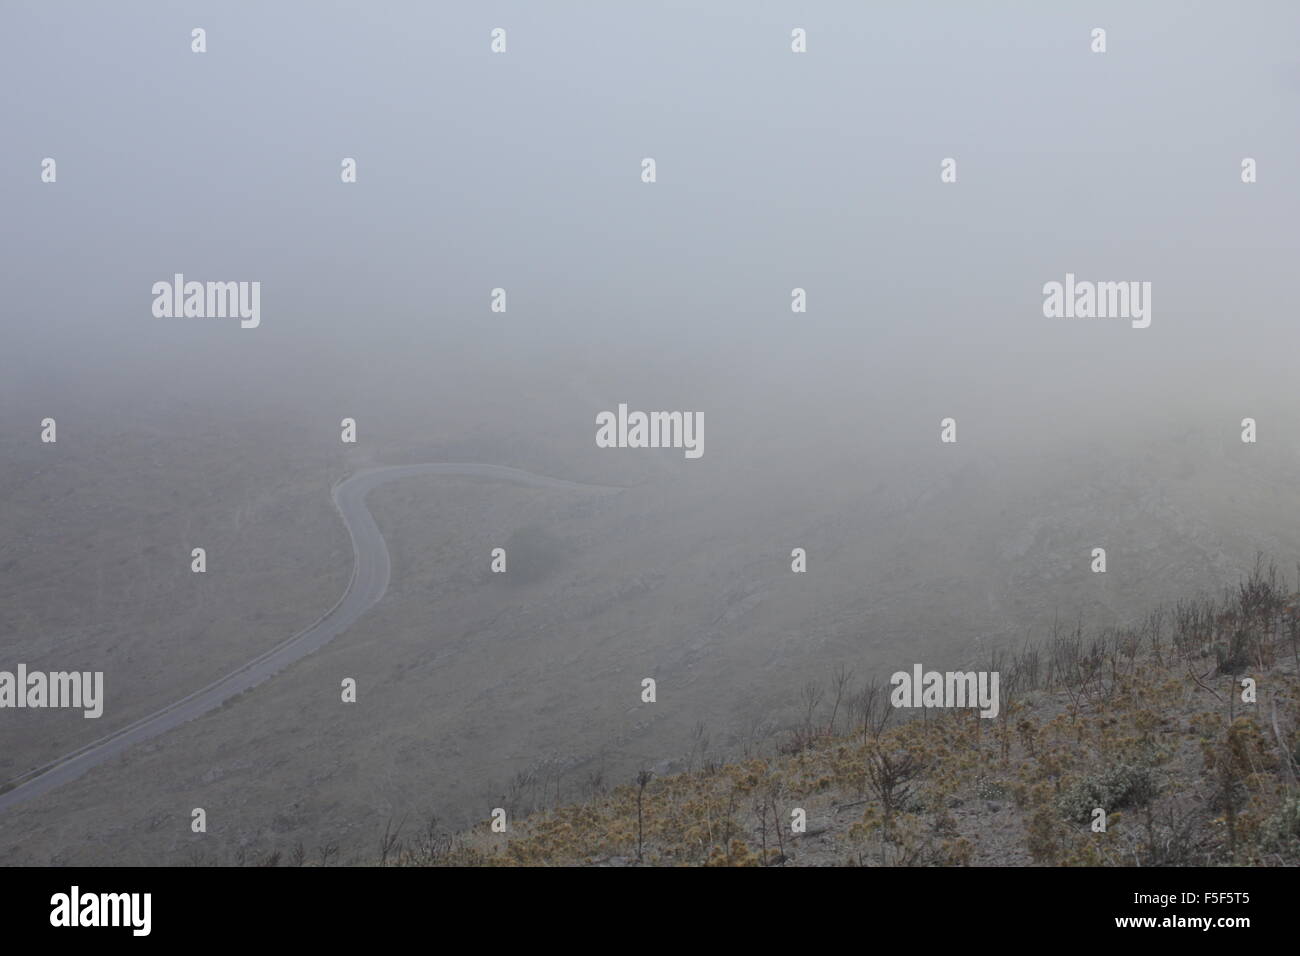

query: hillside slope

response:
[397,561,1300,867]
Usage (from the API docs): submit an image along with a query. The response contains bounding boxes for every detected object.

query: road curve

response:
[0,463,622,813]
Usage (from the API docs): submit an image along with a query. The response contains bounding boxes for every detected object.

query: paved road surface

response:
[0,463,620,813]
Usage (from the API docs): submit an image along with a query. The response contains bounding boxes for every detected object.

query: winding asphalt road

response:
[0,463,621,813]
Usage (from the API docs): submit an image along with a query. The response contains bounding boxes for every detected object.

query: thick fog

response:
[3,1,1300,864]
[3,1,1298,445]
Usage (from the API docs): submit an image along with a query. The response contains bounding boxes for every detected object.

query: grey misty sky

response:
[1,0,1297,447]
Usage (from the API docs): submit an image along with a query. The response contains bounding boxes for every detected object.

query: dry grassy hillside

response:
[390,560,1300,867]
